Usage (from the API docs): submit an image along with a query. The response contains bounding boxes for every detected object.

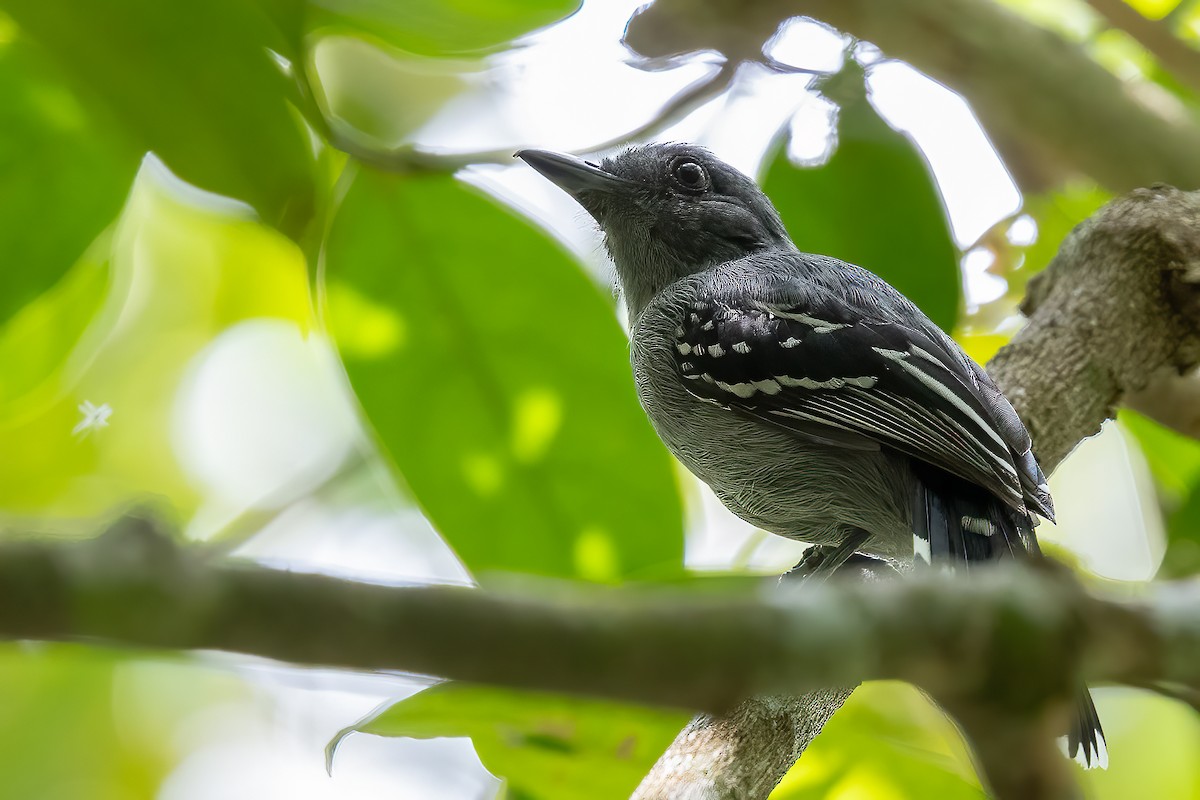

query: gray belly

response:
[631,312,914,560]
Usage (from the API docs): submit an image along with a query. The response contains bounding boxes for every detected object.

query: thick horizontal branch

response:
[625,0,1200,193]
[2,518,1199,711]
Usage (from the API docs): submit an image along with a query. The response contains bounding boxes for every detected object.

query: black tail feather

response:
[1065,686,1108,769]
[913,471,1107,768]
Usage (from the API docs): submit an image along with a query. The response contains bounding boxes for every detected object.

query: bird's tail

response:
[912,471,1107,769]
[1065,687,1108,769]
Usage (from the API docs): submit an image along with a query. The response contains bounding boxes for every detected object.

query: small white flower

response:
[73,400,113,438]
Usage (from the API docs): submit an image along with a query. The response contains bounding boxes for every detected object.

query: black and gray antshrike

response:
[517,143,1106,768]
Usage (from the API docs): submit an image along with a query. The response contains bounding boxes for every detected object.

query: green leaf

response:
[3,0,315,237]
[323,169,684,580]
[773,682,985,799]
[1122,411,1200,578]
[0,32,136,323]
[330,683,688,800]
[307,0,581,56]
[763,62,961,331]
[0,643,248,799]
[0,158,313,515]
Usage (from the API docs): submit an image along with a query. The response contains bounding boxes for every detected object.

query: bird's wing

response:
[674,281,1049,518]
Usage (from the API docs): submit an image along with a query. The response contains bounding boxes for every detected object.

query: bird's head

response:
[517,143,792,319]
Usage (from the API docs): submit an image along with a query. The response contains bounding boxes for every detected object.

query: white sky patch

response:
[786,95,838,166]
[961,248,1008,311]
[765,17,848,73]
[867,61,1021,246]
[1040,421,1165,581]
[412,0,720,155]
[172,320,360,515]
[1007,213,1038,246]
[667,65,815,177]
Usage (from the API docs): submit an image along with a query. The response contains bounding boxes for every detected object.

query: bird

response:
[517,142,1105,768]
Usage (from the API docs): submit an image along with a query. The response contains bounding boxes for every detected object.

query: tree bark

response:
[0,518,1194,709]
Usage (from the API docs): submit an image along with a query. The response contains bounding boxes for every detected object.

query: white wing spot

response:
[909,345,949,370]
[707,344,725,357]
[701,320,715,331]
[774,375,877,390]
[871,347,909,362]
[732,341,751,354]
[715,380,756,398]
[913,533,931,564]
[676,343,692,355]
[781,337,803,349]
[767,307,849,333]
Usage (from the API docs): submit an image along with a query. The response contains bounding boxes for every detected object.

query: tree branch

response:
[2,515,1200,800]
[1084,0,1200,96]
[297,60,738,174]
[624,0,1200,193]
[0,517,1197,719]
[635,183,1200,797]
[990,185,1200,466]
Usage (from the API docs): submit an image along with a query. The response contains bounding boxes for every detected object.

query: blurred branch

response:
[637,184,1200,797]
[1125,370,1200,441]
[297,61,738,173]
[2,519,1200,770]
[1084,0,1200,95]
[624,0,1200,193]
[1165,0,1200,28]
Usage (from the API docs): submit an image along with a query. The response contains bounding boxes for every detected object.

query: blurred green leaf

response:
[1163,482,1200,577]
[0,645,175,799]
[1080,688,1200,799]
[0,158,312,515]
[323,169,684,580]
[308,34,476,146]
[331,683,688,800]
[0,33,135,323]
[1123,411,1200,578]
[763,63,961,331]
[1126,0,1180,20]
[993,0,1099,41]
[1122,411,1200,501]
[772,682,984,799]
[1020,184,1111,275]
[307,0,581,56]
[0,247,107,418]
[2,0,315,237]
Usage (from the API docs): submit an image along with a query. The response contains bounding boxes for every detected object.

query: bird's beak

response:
[515,149,631,198]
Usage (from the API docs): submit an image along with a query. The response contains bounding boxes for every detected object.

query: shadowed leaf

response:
[323,169,684,580]
[329,683,688,800]
[764,62,960,331]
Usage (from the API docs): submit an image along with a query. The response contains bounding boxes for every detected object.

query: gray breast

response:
[630,288,914,559]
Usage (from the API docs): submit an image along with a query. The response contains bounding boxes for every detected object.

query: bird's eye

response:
[670,158,709,192]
